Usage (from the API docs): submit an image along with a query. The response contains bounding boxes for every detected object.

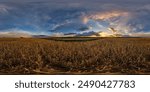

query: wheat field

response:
[0,37,150,74]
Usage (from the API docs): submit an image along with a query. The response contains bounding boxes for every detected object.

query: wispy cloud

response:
[0,4,11,14]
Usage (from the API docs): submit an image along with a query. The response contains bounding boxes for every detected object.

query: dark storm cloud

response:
[0,0,150,36]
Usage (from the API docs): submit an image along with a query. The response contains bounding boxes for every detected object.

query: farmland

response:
[0,37,150,74]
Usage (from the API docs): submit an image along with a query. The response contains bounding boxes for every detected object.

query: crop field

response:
[0,37,150,74]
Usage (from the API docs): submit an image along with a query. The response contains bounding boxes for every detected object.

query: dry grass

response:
[0,37,150,74]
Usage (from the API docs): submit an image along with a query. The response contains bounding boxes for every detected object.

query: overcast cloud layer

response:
[0,0,150,37]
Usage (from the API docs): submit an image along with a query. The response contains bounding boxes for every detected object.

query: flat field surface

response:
[0,37,150,74]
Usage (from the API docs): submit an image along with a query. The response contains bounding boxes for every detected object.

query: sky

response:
[0,0,150,37]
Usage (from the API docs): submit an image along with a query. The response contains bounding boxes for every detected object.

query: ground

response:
[0,37,150,75]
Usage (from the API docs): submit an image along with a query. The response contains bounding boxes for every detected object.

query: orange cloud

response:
[82,10,129,23]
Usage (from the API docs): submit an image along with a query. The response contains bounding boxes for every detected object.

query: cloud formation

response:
[0,0,150,37]
[0,28,32,37]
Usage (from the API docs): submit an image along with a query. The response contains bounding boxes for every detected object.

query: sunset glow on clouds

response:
[0,0,150,37]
